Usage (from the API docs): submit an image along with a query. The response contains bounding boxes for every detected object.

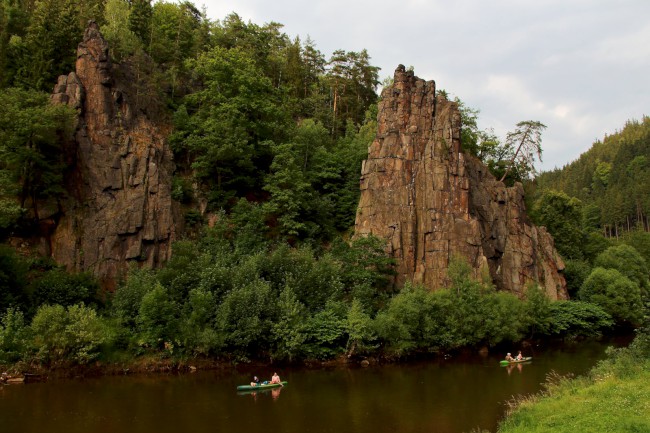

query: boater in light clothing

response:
[270,372,282,384]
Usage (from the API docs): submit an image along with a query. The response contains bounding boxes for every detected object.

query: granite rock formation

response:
[355,65,567,300]
[50,22,178,289]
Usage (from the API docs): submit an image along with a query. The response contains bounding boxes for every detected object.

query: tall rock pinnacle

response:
[50,21,178,289]
[355,65,567,299]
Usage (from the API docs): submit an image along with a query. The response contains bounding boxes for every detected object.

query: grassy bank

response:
[498,329,650,433]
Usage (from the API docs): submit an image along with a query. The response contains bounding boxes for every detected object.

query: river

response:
[0,337,631,433]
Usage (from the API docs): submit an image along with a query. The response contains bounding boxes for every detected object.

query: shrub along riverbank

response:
[1,228,647,375]
[497,322,650,433]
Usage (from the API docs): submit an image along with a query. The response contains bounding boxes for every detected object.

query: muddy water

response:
[0,337,629,433]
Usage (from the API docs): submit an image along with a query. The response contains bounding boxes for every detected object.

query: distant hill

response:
[536,116,650,236]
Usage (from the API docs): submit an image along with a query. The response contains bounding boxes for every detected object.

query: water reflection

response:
[237,385,283,401]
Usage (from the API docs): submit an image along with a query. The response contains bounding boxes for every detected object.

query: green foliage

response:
[547,300,614,337]
[536,116,650,237]
[30,268,101,311]
[523,285,552,337]
[31,303,107,365]
[156,239,207,304]
[136,283,179,350]
[594,244,648,291]
[0,88,75,217]
[270,286,306,362]
[181,45,287,208]
[579,267,643,326]
[128,0,152,44]
[8,0,82,90]
[257,244,344,311]
[332,235,397,308]
[179,288,221,357]
[110,266,158,329]
[499,120,546,183]
[374,283,437,355]
[532,190,585,259]
[101,0,142,61]
[301,300,347,359]
[0,307,31,363]
[214,280,274,359]
[345,298,376,356]
[621,230,650,269]
[0,244,28,312]
[562,259,592,298]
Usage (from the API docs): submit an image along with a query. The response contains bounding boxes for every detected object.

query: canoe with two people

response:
[237,372,287,391]
[500,351,532,366]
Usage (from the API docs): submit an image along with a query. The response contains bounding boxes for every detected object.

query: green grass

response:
[498,360,650,433]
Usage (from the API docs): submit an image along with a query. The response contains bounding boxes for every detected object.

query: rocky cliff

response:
[50,22,178,289]
[355,66,567,299]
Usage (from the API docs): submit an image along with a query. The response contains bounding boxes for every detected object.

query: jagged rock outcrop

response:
[50,22,178,289]
[355,65,567,300]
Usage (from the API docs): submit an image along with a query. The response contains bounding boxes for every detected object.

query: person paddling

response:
[516,351,524,361]
[504,353,515,362]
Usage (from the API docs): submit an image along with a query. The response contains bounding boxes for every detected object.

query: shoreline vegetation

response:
[1,241,631,380]
[495,323,650,433]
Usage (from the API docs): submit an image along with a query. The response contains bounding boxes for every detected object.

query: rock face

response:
[50,22,178,289]
[355,66,567,300]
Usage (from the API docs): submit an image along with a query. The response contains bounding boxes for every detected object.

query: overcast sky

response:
[198,0,649,171]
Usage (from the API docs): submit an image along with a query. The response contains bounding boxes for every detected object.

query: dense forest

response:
[0,0,648,369]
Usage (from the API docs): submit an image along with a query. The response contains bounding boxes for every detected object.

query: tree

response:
[594,244,648,291]
[579,267,643,326]
[499,120,546,183]
[0,88,75,219]
[181,46,287,208]
[128,0,152,44]
[11,0,84,90]
[532,189,585,260]
[101,0,142,61]
[31,303,107,365]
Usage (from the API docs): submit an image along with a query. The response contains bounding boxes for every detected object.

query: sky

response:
[197,0,649,171]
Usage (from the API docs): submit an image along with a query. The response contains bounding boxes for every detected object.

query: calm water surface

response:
[0,337,630,433]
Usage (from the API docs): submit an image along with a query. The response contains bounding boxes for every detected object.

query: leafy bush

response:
[215,280,275,359]
[345,298,376,356]
[30,269,101,311]
[270,286,307,362]
[110,267,158,329]
[373,284,432,355]
[0,245,29,313]
[594,244,648,290]
[31,303,107,365]
[136,284,179,350]
[301,301,347,359]
[0,308,32,364]
[579,267,643,326]
[547,300,614,337]
[180,288,221,357]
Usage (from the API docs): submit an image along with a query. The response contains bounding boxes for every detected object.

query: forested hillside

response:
[536,117,650,237]
[1,0,379,243]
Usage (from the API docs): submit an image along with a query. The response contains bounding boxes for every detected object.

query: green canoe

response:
[500,357,532,366]
[236,381,287,391]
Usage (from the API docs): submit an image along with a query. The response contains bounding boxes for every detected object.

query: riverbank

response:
[497,330,650,432]
[0,352,375,381]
